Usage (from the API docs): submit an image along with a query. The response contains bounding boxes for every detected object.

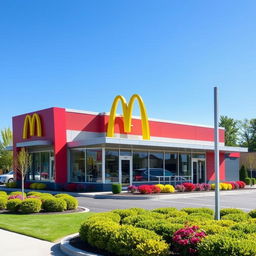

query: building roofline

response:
[65,108,224,130]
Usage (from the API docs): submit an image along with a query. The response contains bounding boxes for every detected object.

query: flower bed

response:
[128,181,246,195]
[0,191,78,214]
[78,207,256,256]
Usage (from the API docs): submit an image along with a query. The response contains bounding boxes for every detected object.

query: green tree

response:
[219,116,239,146]
[239,119,256,152]
[16,148,32,200]
[0,128,13,172]
[239,165,248,181]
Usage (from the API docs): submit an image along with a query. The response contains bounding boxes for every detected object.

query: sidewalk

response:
[0,229,65,256]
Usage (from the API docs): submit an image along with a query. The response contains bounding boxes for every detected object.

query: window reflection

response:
[105,150,119,183]
[86,149,102,182]
[133,151,148,182]
[70,149,85,182]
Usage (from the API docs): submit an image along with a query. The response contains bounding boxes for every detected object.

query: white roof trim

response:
[16,140,52,148]
[67,137,247,152]
[65,108,224,130]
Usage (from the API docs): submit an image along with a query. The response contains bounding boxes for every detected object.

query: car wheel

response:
[7,178,13,183]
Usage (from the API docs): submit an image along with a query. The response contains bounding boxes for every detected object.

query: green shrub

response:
[6,182,17,188]
[63,196,78,210]
[27,191,42,197]
[123,215,155,225]
[198,234,256,256]
[9,191,26,197]
[152,207,178,214]
[252,178,256,185]
[42,198,67,212]
[20,198,42,214]
[128,208,149,215]
[249,209,256,218]
[40,195,55,202]
[108,225,168,256]
[245,177,251,185]
[231,223,256,234]
[189,213,213,220]
[112,209,138,220]
[181,207,214,216]
[86,220,120,250]
[87,212,121,223]
[135,220,183,243]
[29,183,37,189]
[0,191,7,196]
[112,183,122,194]
[0,197,7,210]
[55,193,70,198]
[7,199,22,212]
[239,165,248,182]
[221,213,249,222]
[36,183,47,190]
[220,208,245,217]
[202,224,228,235]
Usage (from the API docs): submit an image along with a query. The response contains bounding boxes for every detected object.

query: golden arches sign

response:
[107,94,150,140]
[22,113,42,139]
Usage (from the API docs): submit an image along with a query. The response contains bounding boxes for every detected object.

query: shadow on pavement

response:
[50,244,64,256]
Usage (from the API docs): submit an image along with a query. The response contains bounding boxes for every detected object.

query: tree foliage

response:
[219,116,239,146]
[239,119,256,152]
[0,128,13,171]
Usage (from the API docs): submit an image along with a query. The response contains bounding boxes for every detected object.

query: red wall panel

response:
[206,152,225,181]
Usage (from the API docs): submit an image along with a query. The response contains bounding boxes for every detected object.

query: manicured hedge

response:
[55,194,78,210]
[7,199,22,212]
[42,198,67,212]
[20,198,42,213]
[0,197,7,210]
[78,207,256,256]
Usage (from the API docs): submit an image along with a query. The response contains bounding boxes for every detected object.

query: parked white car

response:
[0,170,14,184]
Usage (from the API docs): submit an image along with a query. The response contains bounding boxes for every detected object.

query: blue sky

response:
[1,0,256,131]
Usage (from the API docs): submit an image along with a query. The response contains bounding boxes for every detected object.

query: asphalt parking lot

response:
[77,189,256,212]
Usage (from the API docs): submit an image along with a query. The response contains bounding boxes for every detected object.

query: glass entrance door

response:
[119,156,132,187]
[192,159,206,183]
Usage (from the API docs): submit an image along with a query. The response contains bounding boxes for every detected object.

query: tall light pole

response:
[214,87,220,220]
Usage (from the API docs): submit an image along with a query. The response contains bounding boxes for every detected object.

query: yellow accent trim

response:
[107,94,150,140]
[22,113,42,139]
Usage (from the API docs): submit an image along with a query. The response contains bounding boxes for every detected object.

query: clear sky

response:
[1,0,256,131]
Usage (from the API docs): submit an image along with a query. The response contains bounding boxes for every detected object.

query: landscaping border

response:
[60,233,103,256]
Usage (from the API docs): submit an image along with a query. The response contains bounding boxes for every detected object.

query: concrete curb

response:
[60,233,103,256]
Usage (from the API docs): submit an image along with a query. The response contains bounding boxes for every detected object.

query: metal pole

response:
[214,86,220,220]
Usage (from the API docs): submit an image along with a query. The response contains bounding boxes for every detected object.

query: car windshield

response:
[8,171,14,175]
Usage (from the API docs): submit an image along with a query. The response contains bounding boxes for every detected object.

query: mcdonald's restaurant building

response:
[12,95,247,191]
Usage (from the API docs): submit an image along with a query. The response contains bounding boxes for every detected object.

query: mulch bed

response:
[0,206,86,215]
[70,236,116,256]
[70,236,179,256]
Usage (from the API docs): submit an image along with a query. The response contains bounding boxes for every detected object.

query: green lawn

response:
[0,212,94,242]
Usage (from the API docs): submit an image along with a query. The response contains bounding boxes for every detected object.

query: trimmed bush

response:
[112,183,122,194]
[220,208,245,217]
[6,182,17,188]
[0,191,7,196]
[42,198,67,212]
[112,209,138,220]
[0,197,7,210]
[202,224,228,235]
[163,184,175,193]
[9,191,26,197]
[87,212,121,223]
[27,191,42,197]
[7,199,22,212]
[36,183,47,190]
[181,207,214,216]
[197,234,256,256]
[20,198,42,214]
[231,223,256,234]
[54,194,78,210]
[252,178,256,185]
[249,209,256,218]
[239,165,248,181]
[222,213,249,222]
[152,207,178,214]
[108,224,168,256]
[245,177,251,185]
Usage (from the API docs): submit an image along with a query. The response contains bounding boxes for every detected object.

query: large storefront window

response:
[179,153,191,177]
[149,152,164,181]
[28,151,54,181]
[105,150,119,183]
[133,151,148,182]
[70,149,85,182]
[165,153,178,176]
[86,149,102,182]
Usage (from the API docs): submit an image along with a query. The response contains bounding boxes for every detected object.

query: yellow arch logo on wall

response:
[107,94,150,140]
[22,113,42,139]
